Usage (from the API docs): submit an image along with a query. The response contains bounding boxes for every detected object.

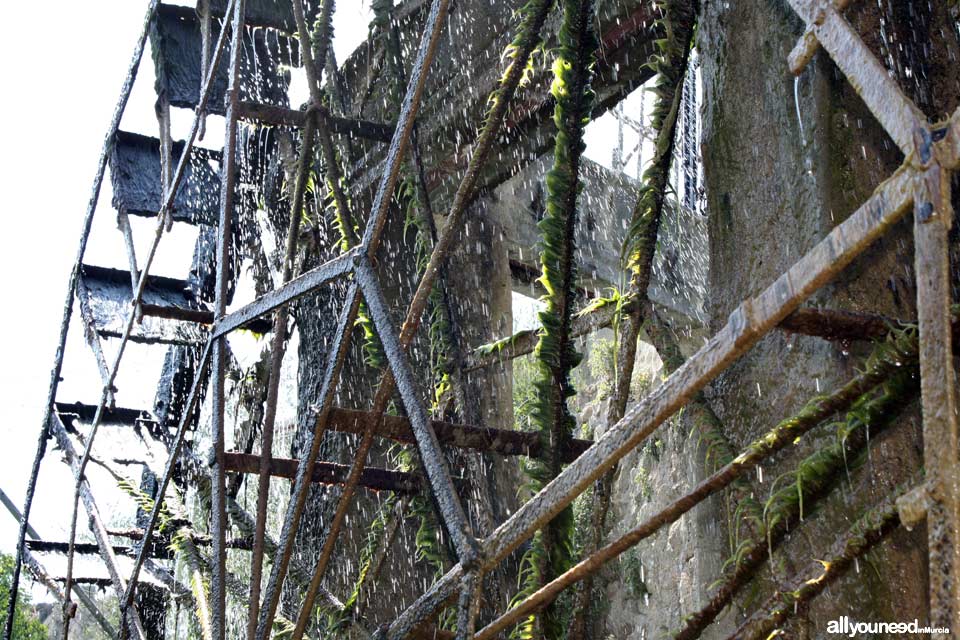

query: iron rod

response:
[212,248,357,338]
[247,113,317,639]
[356,264,477,560]
[381,164,916,638]
[210,0,247,636]
[253,284,361,640]
[224,452,423,493]
[357,0,452,256]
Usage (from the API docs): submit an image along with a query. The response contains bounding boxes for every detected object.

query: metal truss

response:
[5,0,959,639]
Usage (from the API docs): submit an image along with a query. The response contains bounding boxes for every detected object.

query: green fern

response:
[620,0,698,297]
[511,0,596,637]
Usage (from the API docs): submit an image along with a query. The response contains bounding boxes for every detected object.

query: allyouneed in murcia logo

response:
[826,616,950,637]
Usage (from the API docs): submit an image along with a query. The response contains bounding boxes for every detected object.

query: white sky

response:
[0,0,648,583]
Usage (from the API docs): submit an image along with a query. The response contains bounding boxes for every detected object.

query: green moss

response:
[511,0,596,637]
[620,0,698,295]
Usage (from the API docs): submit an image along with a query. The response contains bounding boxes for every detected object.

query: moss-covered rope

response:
[510,1,596,637]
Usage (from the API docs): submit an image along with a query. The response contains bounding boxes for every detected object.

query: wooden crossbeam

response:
[326,408,593,463]
[912,164,960,636]
[222,452,423,494]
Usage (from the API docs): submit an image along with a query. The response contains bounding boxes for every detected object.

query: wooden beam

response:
[222,452,421,495]
[236,101,395,142]
[913,164,960,637]
[326,408,592,463]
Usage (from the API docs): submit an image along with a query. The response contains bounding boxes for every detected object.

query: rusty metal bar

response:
[253,283,361,640]
[210,0,247,636]
[246,107,318,640]
[382,164,917,638]
[912,163,960,636]
[357,263,478,560]
[211,248,357,338]
[223,452,423,494]
[778,306,899,341]
[325,407,593,462]
[787,0,924,155]
[120,340,212,612]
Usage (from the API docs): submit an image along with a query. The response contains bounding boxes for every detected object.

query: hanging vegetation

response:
[620,0,699,297]
[732,480,912,640]
[568,2,698,634]
[511,0,596,637]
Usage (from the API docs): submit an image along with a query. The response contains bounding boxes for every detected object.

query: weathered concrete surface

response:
[489,155,637,293]
[109,130,221,225]
[151,4,297,116]
[681,0,960,635]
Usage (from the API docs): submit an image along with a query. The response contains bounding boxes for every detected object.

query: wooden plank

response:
[787,0,925,155]
[326,408,592,463]
[913,164,960,637]
[382,164,916,639]
[222,452,422,494]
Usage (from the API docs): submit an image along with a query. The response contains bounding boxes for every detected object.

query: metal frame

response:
[6,0,958,639]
